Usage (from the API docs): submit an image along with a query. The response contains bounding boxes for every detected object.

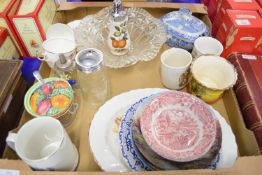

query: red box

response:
[254,36,262,54]
[212,0,261,36]
[216,10,262,58]
[0,27,20,60]
[9,0,57,57]
[0,0,26,56]
[208,0,221,22]
[201,0,210,6]
[257,0,262,7]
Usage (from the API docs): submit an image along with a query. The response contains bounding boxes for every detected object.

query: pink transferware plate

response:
[140,91,217,162]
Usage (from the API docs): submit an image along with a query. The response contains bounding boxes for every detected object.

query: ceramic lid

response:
[160,8,209,43]
[46,23,75,41]
[140,91,217,162]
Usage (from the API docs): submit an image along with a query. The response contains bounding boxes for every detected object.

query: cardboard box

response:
[0,27,20,60]
[1,2,262,174]
[0,0,27,56]
[9,0,57,57]
[212,0,260,36]
[216,10,262,58]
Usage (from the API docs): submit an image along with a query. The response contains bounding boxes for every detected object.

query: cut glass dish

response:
[74,7,167,68]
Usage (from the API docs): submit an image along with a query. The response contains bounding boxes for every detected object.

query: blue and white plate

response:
[90,88,167,172]
[119,96,155,171]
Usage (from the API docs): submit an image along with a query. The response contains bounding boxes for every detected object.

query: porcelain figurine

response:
[107,0,131,55]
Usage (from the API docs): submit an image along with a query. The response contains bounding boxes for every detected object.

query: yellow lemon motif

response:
[30,92,39,112]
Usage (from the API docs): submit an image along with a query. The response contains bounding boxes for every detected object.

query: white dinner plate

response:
[89,88,168,172]
[89,88,237,172]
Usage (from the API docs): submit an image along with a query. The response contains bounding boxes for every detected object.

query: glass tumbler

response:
[75,48,109,107]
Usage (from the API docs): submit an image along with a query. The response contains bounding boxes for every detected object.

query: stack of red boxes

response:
[212,0,260,36]
[0,0,57,58]
[0,0,25,57]
[216,10,262,57]
[204,0,262,57]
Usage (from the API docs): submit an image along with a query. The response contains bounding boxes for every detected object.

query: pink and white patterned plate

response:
[140,91,217,162]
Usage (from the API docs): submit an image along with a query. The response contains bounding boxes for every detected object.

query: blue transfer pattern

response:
[119,97,154,171]
[208,152,220,170]
[161,8,209,50]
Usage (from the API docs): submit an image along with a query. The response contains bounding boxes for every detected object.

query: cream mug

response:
[6,117,79,171]
[161,48,192,90]
[39,38,76,68]
[192,37,223,58]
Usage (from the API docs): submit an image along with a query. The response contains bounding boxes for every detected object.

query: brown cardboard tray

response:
[1,2,262,175]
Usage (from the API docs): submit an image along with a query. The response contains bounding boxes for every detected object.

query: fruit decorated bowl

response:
[24,77,74,118]
[74,7,167,68]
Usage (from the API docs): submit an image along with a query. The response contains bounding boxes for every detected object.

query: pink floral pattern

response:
[154,110,199,150]
[140,91,216,162]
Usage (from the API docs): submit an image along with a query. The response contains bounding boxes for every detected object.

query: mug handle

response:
[6,132,17,151]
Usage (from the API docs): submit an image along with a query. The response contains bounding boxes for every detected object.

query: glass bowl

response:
[74,7,167,68]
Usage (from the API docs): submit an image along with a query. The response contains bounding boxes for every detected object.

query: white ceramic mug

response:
[192,37,223,58]
[6,117,79,171]
[161,48,192,90]
[39,38,76,68]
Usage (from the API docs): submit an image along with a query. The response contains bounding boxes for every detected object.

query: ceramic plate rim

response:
[89,88,168,172]
[89,88,238,171]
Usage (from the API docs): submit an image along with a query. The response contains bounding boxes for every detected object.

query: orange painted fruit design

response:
[51,94,70,108]
[54,81,68,89]
[30,92,39,112]
[112,39,119,48]
[118,39,126,48]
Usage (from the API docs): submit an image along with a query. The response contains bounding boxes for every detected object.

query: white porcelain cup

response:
[192,37,223,58]
[6,117,79,171]
[161,48,192,90]
[39,38,76,68]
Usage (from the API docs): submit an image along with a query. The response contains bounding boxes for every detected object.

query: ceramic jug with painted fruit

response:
[107,0,131,55]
